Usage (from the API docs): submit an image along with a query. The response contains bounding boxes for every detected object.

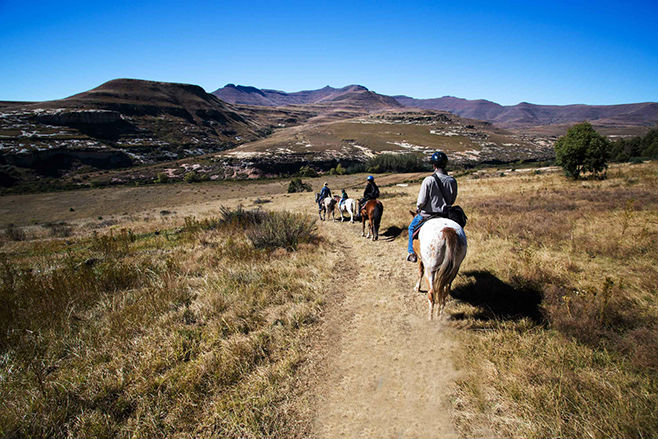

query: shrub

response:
[184,171,208,183]
[554,122,610,179]
[43,222,73,237]
[609,128,658,161]
[247,211,317,251]
[287,177,312,193]
[155,172,169,183]
[4,224,26,241]
[218,205,267,229]
[366,153,430,173]
[297,165,318,178]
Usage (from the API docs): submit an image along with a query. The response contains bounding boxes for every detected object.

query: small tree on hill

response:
[287,177,311,193]
[554,122,610,179]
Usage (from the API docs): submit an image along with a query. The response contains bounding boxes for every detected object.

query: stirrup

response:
[406,253,417,263]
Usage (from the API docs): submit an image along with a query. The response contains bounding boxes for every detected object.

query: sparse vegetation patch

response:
[0,206,331,438]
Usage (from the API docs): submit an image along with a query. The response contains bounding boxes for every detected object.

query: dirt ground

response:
[1,175,461,437]
[310,219,460,438]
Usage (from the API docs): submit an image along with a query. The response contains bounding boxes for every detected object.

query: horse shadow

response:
[380,225,405,241]
[449,270,545,324]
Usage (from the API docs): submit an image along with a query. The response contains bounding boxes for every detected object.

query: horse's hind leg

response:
[415,260,424,293]
[426,269,436,320]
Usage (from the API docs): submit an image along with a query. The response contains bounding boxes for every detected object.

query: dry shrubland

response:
[372,163,656,438]
[0,162,655,438]
[444,163,657,438]
[0,208,327,437]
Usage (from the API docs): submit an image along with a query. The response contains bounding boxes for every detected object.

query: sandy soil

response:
[310,219,459,438]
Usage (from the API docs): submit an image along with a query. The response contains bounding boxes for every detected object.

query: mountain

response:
[393,95,658,128]
[0,79,270,182]
[212,84,403,111]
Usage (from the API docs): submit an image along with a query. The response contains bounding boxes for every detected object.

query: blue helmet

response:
[367,175,374,182]
[430,151,448,168]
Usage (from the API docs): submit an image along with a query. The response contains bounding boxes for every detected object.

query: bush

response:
[184,171,208,183]
[287,177,312,193]
[155,172,169,184]
[43,222,73,237]
[366,153,430,173]
[4,224,26,241]
[554,122,610,179]
[247,211,317,251]
[297,165,318,178]
[609,128,658,161]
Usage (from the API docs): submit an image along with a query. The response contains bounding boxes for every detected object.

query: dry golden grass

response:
[0,208,333,437]
[360,162,656,438]
[0,162,655,438]
[443,162,658,438]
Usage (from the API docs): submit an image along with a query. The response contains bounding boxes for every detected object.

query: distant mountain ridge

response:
[393,95,658,128]
[213,82,657,128]
[212,84,403,111]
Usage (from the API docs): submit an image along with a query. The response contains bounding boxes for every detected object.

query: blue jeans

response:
[408,214,423,254]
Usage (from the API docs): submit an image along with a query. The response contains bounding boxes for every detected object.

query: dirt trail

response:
[312,219,460,438]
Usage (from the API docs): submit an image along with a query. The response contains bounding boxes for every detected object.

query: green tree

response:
[287,177,311,193]
[554,122,610,179]
[640,127,658,158]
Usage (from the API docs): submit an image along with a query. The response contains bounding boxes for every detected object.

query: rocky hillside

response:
[210,109,555,179]
[0,79,274,184]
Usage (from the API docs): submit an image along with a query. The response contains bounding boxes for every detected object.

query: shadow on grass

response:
[381,225,404,241]
[450,270,545,325]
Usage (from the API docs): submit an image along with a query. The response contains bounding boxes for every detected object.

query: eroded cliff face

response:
[3,149,132,177]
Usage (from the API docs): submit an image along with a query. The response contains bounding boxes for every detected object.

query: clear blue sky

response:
[1,0,656,105]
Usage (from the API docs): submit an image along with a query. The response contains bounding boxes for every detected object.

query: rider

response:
[358,175,380,215]
[317,181,332,213]
[339,188,348,209]
[406,151,457,262]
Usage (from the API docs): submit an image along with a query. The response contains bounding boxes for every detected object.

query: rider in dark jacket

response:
[358,175,379,216]
[317,182,332,213]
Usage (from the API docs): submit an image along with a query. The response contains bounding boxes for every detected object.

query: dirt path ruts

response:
[312,219,460,438]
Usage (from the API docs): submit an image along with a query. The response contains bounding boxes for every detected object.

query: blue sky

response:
[1,0,656,105]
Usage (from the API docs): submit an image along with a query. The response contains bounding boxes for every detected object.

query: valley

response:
[1,78,655,193]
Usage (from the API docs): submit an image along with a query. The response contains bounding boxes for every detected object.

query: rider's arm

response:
[416,177,432,211]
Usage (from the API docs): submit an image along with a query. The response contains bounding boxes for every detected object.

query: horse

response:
[335,196,358,222]
[410,212,467,320]
[361,199,383,240]
[319,196,337,221]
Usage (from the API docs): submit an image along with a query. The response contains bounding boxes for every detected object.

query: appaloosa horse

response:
[410,212,467,320]
[361,199,383,240]
[318,196,337,221]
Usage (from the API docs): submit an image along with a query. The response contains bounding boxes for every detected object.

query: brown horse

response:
[361,199,383,240]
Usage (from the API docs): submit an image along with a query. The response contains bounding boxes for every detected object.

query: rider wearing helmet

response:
[317,181,332,213]
[406,151,457,262]
[358,175,380,216]
[339,188,348,209]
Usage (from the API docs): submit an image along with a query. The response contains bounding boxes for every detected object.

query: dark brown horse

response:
[361,199,383,240]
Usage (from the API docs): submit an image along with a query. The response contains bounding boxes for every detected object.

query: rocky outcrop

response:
[3,149,132,176]
[36,109,124,125]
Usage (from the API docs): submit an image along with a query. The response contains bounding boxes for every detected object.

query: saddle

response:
[411,214,444,240]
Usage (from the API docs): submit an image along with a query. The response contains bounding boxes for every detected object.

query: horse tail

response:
[373,202,383,235]
[434,227,462,297]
